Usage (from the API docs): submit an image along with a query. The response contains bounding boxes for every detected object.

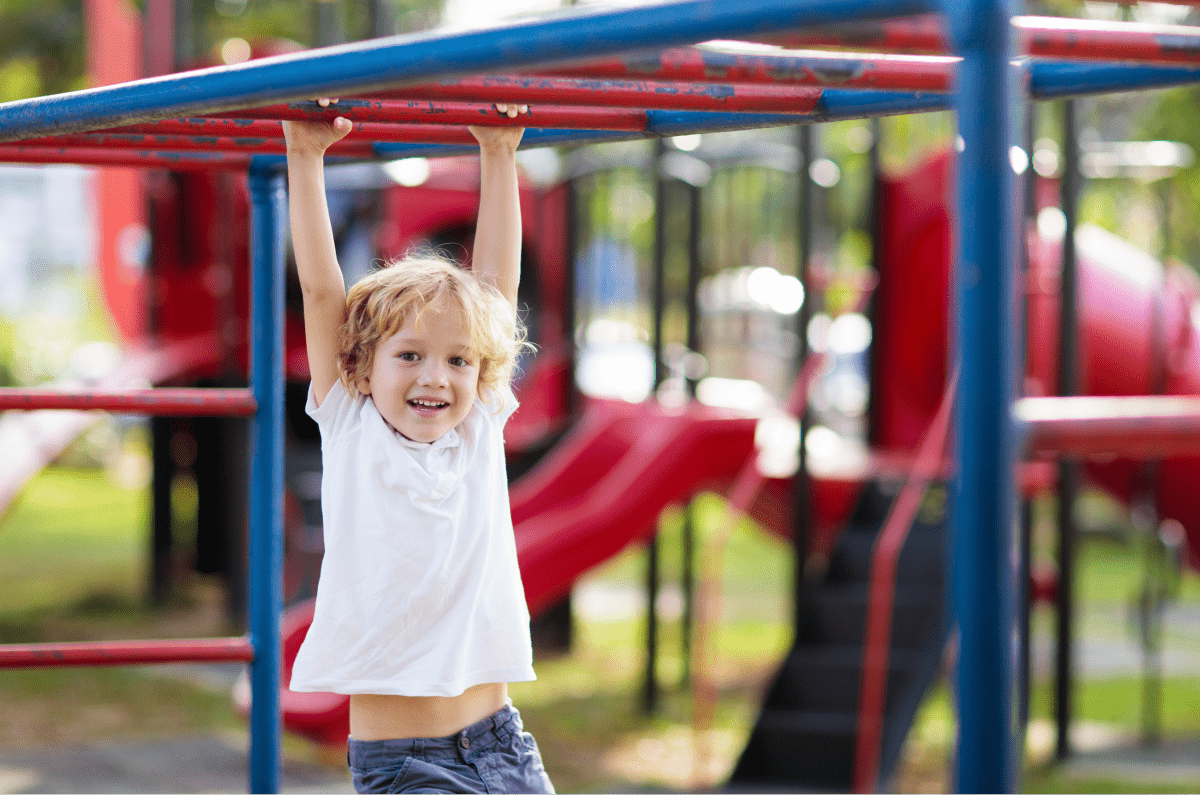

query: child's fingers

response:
[494,103,529,118]
[316,97,339,107]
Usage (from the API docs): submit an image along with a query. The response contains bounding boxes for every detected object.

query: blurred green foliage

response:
[0,0,85,99]
[0,0,443,104]
[1135,86,1200,268]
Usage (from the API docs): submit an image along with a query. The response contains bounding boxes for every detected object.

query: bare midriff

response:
[349,682,508,741]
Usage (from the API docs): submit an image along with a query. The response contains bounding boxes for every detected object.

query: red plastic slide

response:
[511,397,759,614]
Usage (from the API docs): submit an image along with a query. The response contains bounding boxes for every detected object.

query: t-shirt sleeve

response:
[305,379,362,441]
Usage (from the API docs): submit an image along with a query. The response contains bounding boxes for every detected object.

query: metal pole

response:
[1054,97,1081,764]
[771,13,1200,64]
[564,177,580,420]
[313,0,346,47]
[865,117,882,448]
[680,177,704,687]
[150,416,175,607]
[1016,94,1037,785]
[945,0,1018,790]
[247,163,286,793]
[794,123,815,627]
[370,0,397,38]
[643,138,669,715]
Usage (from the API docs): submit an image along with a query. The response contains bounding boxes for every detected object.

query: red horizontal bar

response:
[0,146,254,170]
[371,73,866,107]
[542,48,954,90]
[762,15,945,54]
[1018,16,1200,64]
[73,88,833,146]
[212,100,654,130]
[0,387,257,416]
[0,637,254,669]
[10,131,375,156]
[1020,395,1200,457]
[764,14,1200,64]
[33,121,483,150]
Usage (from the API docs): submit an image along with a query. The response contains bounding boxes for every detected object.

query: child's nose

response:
[417,360,449,385]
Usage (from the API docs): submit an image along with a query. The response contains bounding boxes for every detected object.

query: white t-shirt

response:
[289,379,536,697]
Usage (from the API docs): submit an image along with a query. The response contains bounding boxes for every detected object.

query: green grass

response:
[0,665,236,748]
[0,466,247,747]
[1,467,1199,793]
[0,467,147,625]
[1028,675,1200,735]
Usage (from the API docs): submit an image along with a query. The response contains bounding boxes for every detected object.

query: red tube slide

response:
[1028,222,1200,570]
[874,149,1200,571]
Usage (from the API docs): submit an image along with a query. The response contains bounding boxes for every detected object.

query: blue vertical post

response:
[247,161,286,794]
[943,0,1018,791]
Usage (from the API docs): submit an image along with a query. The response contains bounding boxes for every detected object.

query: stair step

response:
[802,582,943,649]
[732,709,857,790]
[766,645,918,713]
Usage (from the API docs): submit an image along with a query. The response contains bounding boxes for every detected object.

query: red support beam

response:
[1019,395,1200,458]
[759,15,946,53]
[854,375,956,793]
[43,120,480,149]
[762,14,1200,64]
[9,131,375,157]
[0,387,257,415]
[0,637,255,669]
[1017,16,1200,64]
[395,61,954,95]
[212,100,656,129]
[18,90,831,153]
[0,147,254,170]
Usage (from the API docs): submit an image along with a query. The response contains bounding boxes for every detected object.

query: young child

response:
[282,102,555,794]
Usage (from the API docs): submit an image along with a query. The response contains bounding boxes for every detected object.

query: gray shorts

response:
[347,703,555,794]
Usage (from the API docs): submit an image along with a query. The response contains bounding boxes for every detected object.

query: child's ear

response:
[357,378,372,395]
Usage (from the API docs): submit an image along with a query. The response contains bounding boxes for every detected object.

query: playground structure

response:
[1,0,1200,793]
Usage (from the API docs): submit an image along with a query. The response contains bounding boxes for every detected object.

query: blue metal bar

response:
[1029,59,1200,97]
[246,161,286,794]
[943,0,1018,791]
[644,91,947,134]
[0,0,935,142]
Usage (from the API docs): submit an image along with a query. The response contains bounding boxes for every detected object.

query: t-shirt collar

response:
[396,426,461,451]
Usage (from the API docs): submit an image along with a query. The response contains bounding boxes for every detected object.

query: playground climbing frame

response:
[2,0,1200,791]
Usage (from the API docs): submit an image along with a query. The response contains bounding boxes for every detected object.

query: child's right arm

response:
[283,109,353,407]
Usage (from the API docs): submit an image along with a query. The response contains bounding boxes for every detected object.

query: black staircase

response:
[730,480,949,792]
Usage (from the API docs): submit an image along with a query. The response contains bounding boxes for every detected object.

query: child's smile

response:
[358,305,480,443]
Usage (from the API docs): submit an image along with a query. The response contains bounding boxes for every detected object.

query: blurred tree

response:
[0,0,447,101]
[1136,86,1200,270]
[0,0,85,99]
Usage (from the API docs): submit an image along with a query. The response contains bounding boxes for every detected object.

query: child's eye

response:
[449,356,471,367]
[398,351,419,362]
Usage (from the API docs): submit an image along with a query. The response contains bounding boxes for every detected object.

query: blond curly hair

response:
[338,254,528,401]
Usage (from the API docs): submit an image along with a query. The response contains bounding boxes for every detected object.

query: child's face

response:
[358,304,480,443]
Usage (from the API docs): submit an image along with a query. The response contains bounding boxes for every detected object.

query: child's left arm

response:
[468,107,526,309]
